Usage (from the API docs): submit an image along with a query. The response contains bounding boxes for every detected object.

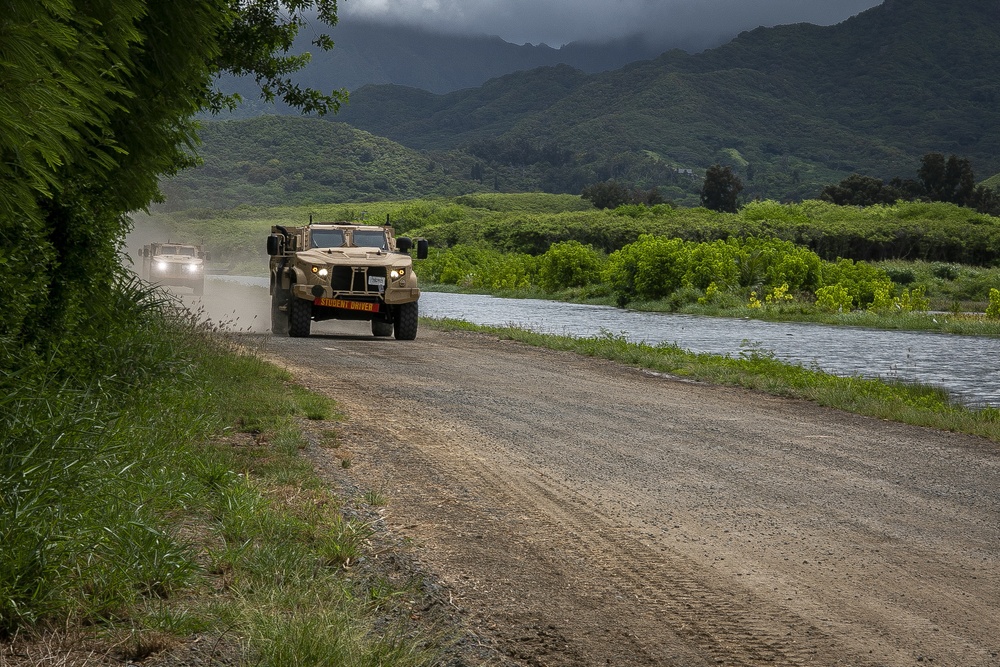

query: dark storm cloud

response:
[340,0,883,48]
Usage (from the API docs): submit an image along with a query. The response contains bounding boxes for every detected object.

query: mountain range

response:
[215,19,666,105]
[183,0,1000,207]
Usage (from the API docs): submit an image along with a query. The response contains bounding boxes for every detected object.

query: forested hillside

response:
[161,117,488,209]
[327,0,1000,202]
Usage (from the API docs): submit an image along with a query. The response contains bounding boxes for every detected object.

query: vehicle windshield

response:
[352,230,388,250]
[311,229,345,248]
[158,246,196,256]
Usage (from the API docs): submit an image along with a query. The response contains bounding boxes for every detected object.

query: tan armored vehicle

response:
[138,242,207,295]
[267,219,428,339]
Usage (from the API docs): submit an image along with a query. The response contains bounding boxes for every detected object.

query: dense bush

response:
[1,282,204,632]
[419,230,916,314]
[417,245,539,290]
[537,241,604,292]
[397,197,1000,266]
[603,236,825,302]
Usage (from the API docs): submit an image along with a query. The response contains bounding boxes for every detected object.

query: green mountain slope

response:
[334,0,1000,201]
[159,117,486,210]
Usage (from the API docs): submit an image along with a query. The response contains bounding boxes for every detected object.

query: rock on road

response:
[263,321,1000,667]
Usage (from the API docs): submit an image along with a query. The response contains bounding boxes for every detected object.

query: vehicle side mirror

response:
[416,239,429,260]
[266,235,283,256]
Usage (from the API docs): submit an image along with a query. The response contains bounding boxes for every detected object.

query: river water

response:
[419,291,1000,410]
[210,277,1000,409]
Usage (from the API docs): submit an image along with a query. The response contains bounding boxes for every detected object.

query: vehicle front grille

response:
[330,266,387,293]
[154,263,194,278]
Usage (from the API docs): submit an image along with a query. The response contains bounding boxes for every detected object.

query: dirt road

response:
[263,321,1000,667]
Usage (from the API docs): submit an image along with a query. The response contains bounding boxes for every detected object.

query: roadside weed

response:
[363,487,389,507]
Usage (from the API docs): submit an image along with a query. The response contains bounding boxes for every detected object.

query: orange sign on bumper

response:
[314,297,380,313]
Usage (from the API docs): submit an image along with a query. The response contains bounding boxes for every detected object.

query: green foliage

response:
[159,118,488,210]
[1,0,345,368]
[603,235,823,302]
[820,174,907,206]
[1,284,205,632]
[701,165,744,213]
[820,259,893,310]
[0,0,457,651]
[815,284,854,312]
[417,245,539,290]
[987,288,1000,319]
[537,241,605,292]
[581,181,667,209]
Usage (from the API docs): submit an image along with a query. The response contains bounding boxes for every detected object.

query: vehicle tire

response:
[194,280,204,297]
[371,319,394,337]
[393,301,418,340]
[288,297,312,337]
[271,289,289,335]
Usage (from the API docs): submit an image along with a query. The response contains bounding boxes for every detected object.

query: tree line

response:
[819,153,1000,214]
[580,154,1000,216]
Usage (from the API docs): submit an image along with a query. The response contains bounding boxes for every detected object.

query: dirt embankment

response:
[264,321,1000,667]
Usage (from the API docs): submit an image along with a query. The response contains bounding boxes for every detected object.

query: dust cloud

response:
[125,214,274,334]
[191,279,273,334]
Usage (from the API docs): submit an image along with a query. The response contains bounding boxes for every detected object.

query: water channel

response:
[420,292,1000,407]
[212,277,1000,409]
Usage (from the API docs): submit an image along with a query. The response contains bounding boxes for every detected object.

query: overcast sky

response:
[339,0,883,49]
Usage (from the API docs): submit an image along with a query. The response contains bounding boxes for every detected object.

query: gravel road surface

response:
[264,320,1000,667]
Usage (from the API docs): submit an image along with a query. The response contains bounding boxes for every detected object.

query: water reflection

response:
[419,291,1000,409]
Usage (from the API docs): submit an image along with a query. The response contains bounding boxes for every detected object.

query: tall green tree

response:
[0,0,344,367]
[918,153,976,206]
[700,165,744,213]
[820,174,903,206]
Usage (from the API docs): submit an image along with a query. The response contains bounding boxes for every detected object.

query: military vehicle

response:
[138,242,208,295]
[267,218,428,339]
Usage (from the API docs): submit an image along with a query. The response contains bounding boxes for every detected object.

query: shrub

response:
[932,262,961,280]
[884,266,917,284]
[537,241,604,292]
[819,259,892,308]
[987,288,1000,319]
[815,284,853,312]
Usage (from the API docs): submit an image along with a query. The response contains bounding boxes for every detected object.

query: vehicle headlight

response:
[187,264,201,273]
[312,266,329,278]
[390,268,406,280]
[156,261,168,271]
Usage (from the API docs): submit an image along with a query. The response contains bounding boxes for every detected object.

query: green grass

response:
[0,285,443,665]
[424,318,1000,443]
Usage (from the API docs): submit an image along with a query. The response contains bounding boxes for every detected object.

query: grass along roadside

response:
[1,292,445,666]
[425,318,1000,444]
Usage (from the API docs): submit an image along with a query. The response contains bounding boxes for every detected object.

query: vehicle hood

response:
[297,248,408,266]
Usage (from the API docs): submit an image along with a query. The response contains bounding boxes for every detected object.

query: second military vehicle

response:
[138,242,208,295]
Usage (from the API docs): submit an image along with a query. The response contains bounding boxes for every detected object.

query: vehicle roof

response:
[309,223,389,231]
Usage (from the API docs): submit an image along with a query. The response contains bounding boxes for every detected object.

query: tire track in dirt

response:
[265,325,1000,667]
